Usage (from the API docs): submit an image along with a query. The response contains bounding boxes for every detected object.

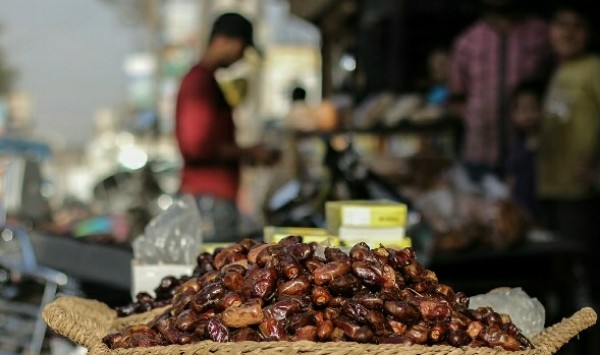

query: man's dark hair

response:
[291,87,307,102]
[209,12,255,48]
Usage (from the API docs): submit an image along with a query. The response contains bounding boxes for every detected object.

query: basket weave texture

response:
[43,295,597,355]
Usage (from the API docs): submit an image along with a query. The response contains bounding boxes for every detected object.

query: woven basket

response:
[43,295,597,355]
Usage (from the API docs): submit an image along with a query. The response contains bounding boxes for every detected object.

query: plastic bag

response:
[469,287,545,338]
[132,194,203,265]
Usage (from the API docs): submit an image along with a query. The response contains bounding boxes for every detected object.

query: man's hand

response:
[245,144,281,166]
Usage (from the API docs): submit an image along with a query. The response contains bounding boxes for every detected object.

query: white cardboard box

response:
[130,260,194,300]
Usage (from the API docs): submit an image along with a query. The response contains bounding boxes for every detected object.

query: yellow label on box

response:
[326,200,408,233]
[341,205,407,227]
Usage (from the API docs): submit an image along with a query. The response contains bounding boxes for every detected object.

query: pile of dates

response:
[104,236,533,350]
[115,253,217,317]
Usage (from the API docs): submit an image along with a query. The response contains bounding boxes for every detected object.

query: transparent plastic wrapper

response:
[469,287,546,338]
[132,194,203,265]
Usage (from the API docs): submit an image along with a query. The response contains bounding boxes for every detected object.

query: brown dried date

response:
[324,247,350,264]
[333,316,373,343]
[328,273,361,296]
[220,263,247,276]
[413,280,436,293]
[193,320,210,339]
[351,261,384,289]
[384,301,421,325]
[286,312,315,332]
[279,235,303,246]
[447,328,470,347]
[206,318,230,342]
[405,322,430,344]
[129,332,166,347]
[478,324,521,351]
[342,300,370,324]
[291,325,317,341]
[221,299,264,328]
[157,323,192,345]
[316,319,334,341]
[154,276,181,300]
[467,320,484,340]
[247,243,271,264]
[231,327,261,342]
[221,270,245,292]
[353,290,384,310]
[285,243,313,261]
[198,270,220,285]
[349,242,371,261]
[255,245,283,267]
[243,266,278,300]
[102,333,129,349]
[402,261,423,282]
[264,299,302,321]
[382,264,402,289]
[327,296,347,308]
[278,253,302,279]
[258,317,287,341]
[239,238,258,252]
[429,322,448,343]
[372,246,390,265]
[365,310,388,336]
[354,326,375,343]
[170,290,195,316]
[214,291,243,313]
[417,299,452,322]
[178,278,201,293]
[333,316,361,339]
[313,261,350,285]
[387,247,416,269]
[454,292,470,310]
[435,283,455,302]
[278,276,311,296]
[174,309,200,332]
[304,257,325,273]
[194,252,216,276]
[213,245,246,270]
[190,283,226,313]
[388,320,408,335]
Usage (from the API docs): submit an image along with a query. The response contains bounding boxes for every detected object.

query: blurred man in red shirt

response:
[175,12,279,242]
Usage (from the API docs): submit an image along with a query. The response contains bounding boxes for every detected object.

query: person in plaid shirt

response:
[449,0,553,183]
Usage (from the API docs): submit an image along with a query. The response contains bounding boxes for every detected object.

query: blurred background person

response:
[175,12,280,243]
[449,0,553,183]
[414,45,451,108]
[505,79,546,223]
[537,1,600,305]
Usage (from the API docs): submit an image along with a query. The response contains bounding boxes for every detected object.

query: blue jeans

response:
[193,195,239,243]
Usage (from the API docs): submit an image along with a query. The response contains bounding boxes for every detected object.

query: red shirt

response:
[450,17,551,167]
[175,63,239,200]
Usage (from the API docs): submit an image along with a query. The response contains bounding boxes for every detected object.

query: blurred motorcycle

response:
[264,134,411,228]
